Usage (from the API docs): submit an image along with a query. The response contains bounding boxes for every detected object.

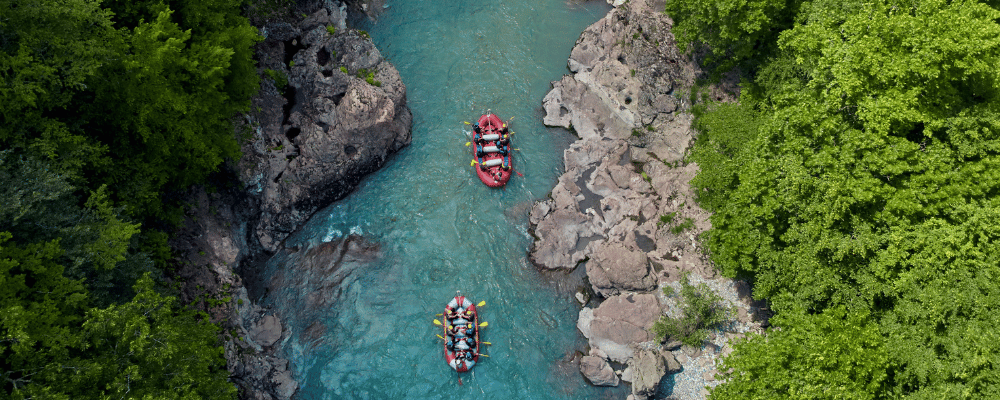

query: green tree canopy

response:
[683,0,1000,397]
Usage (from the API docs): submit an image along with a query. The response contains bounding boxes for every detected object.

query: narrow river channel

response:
[258,1,621,398]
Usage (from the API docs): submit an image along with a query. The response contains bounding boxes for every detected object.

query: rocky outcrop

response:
[535,0,764,398]
[167,2,410,400]
[244,3,411,252]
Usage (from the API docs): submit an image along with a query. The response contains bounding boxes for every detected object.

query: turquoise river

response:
[258,1,625,398]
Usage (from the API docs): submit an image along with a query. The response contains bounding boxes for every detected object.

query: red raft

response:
[441,292,481,372]
[471,113,513,187]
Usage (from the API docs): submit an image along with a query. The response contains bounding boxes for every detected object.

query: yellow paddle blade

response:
[435,313,442,316]
[470,160,478,166]
[479,354,490,357]
[465,142,471,147]
[436,334,445,340]
[477,301,485,307]
[479,321,488,327]
[463,121,471,125]
[433,319,442,326]
[482,341,492,345]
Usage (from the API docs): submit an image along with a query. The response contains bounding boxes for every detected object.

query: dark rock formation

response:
[169,2,410,400]
[244,4,411,252]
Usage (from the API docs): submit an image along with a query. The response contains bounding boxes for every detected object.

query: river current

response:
[258,1,619,398]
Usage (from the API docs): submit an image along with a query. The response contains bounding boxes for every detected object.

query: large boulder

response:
[250,315,283,347]
[629,349,666,399]
[580,355,620,387]
[577,293,662,363]
[586,242,657,297]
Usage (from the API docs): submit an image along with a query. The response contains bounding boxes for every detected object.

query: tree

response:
[73,274,236,400]
[711,307,894,400]
[664,0,804,68]
[683,0,1000,397]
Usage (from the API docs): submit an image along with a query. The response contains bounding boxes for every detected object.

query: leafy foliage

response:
[682,0,1000,397]
[711,308,894,400]
[652,273,734,347]
[1,0,260,397]
[664,0,803,67]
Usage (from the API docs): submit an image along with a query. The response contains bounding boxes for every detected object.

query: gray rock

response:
[664,352,682,373]
[272,370,299,400]
[251,315,283,347]
[702,369,717,382]
[580,355,620,386]
[263,22,300,42]
[630,349,666,399]
[577,294,662,363]
[586,242,656,297]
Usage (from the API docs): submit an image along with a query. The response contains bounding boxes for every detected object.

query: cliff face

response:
[532,1,765,399]
[167,2,411,399]
[245,4,411,253]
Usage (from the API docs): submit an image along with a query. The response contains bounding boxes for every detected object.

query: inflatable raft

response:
[471,112,513,187]
[442,292,481,372]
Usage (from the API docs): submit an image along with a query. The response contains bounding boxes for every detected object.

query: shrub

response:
[263,69,288,89]
[652,273,733,347]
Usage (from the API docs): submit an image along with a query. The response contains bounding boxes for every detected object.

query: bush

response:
[652,273,733,347]
[263,69,288,89]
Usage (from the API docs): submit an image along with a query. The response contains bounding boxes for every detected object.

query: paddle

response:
[477,301,485,307]
[479,321,488,327]
[433,319,442,326]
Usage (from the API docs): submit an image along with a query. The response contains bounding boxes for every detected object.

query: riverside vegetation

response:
[666,0,1000,397]
[1,0,262,397]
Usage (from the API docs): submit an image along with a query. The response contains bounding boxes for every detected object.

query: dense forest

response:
[1,0,261,397]
[671,0,1000,398]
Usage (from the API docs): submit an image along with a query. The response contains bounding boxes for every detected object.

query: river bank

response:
[530,0,768,398]
[167,1,411,399]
